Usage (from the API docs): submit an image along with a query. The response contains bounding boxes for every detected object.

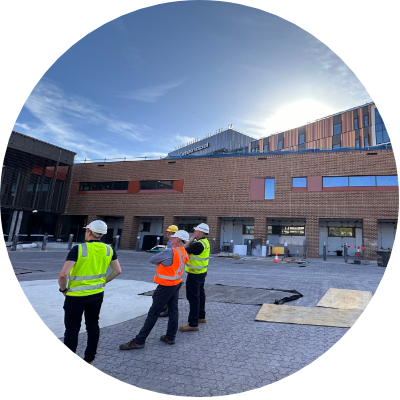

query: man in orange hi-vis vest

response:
[119,230,189,349]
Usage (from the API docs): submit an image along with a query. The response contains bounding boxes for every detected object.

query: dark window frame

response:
[333,123,342,135]
[328,227,355,237]
[139,180,174,190]
[79,181,129,191]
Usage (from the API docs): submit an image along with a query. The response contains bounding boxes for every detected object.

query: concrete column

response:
[363,218,378,260]
[207,216,222,253]
[162,215,179,245]
[7,211,19,241]
[254,217,268,243]
[306,217,319,258]
[121,215,140,250]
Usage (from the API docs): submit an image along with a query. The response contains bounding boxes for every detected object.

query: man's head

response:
[166,225,179,239]
[83,220,108,241]
[193,223,209,240]
[170,230,189,247]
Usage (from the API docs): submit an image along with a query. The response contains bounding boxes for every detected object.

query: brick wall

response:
[65,149,398,259]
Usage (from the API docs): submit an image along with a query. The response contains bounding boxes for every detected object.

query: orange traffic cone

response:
[274,253,279,263]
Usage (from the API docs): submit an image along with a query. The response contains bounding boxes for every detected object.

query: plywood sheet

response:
[316,288,372,310]
[255,303,363,328]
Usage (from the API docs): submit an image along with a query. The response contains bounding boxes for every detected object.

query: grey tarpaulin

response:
[139,283,302,305]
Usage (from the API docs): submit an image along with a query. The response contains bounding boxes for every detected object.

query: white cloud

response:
[119,79,186,103]
[14,122,31,131]
[20,80,151,159]
[306,40,372,104]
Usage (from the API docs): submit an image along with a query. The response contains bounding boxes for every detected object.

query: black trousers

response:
[135,282,182,344]
[63,291,104,362]
[186,272,207,327]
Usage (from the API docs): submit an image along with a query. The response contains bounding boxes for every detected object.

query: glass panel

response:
[376,130,383,144]
[243,225,254,234]
[299,134,305,144]
[98,182,112,190]
[157,180,174,190]
[332,143,340,149]
[364,137,369,147]
[375,123,383,132]
[263,144,268,152]
[376,176,398,186]
[333,123,341,135]
[364,115,369,126]
[328,227,355,237]
[292,177,307,187]
[281,226,290,235]
[290,226,305,236]
[349,176,376,186]
[375,109,382,124]
[140,181,157,190]
[354,119,358,130]
[264,178,275,199]
[382,129,390,143]
[278,140,283,150]
[323,177,348,187]
[355,139,360,148]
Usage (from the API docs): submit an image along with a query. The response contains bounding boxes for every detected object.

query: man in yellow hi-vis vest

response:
[58,220,121,365]
[179,223,210,332]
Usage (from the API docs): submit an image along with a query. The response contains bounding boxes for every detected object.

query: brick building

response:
[7,102,394,260]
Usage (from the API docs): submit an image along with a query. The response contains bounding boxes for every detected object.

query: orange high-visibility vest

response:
[154,246,189,286]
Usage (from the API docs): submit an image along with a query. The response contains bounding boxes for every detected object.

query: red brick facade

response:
[65,149,398,259]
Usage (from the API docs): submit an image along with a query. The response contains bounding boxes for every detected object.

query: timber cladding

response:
[65,149,398,258]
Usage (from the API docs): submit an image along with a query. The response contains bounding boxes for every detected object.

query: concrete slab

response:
[316,288,373,310]
[255,303,364,328]
[19,279,157,338]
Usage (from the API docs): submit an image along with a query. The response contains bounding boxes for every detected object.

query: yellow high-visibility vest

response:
[67,242,113,296]
[185,238,210,274]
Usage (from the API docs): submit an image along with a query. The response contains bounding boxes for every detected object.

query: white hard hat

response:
[194,223,209,234]
[84,220,108,235]
[171,230,190,242]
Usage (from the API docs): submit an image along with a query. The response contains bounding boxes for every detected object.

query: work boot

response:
[179,325,199,332]
[160,335,175,345]
[159,310,169,317]
[198,319,206,323]
[86,360,94,365]
[119,339,145,350]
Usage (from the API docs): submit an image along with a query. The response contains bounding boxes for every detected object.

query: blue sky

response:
[14,1,372,161]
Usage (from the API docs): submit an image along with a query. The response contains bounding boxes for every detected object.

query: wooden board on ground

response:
[316,288,372,310]
[255,303,363,328]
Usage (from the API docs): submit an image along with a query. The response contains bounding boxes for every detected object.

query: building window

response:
[141,222,151,231]
[349,176,376,187]
[140,180,174,190]
[243,225,255,234]
[323,177,349,187]
[251,148,258,153]
[264,178,275,199]
[263,144,268,152]
[364,137,369,147]
[355,139,360,148]
[79,181,128,191]
[354,118,358,130]
[332,143,341,149]
[179,223,198,232]
[375,109,390,144]
[278,140,283,150]
[292,177,307,188]
[328,227,355,237]
[364,115,369,126]
[268,226,305,236]
[376,176,398,186]
[299,133,305,144]
[333,123,341,135]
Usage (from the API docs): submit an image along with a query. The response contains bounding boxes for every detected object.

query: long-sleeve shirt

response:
[149,248,174,266]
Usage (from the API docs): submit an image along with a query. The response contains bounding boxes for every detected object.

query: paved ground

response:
[9,248,386,397]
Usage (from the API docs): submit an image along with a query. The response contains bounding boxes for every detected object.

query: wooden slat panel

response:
[284,128,298,149]
[269,135,278,151]
[341,130,356,148]
[358,107,364,129]
[342,111,353,133]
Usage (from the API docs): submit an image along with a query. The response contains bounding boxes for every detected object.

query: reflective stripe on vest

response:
[67,242,112,296]
[186,238,210,273]
[154,247,189,286]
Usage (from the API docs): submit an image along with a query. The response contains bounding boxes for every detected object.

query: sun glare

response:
[264,100,335,136]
